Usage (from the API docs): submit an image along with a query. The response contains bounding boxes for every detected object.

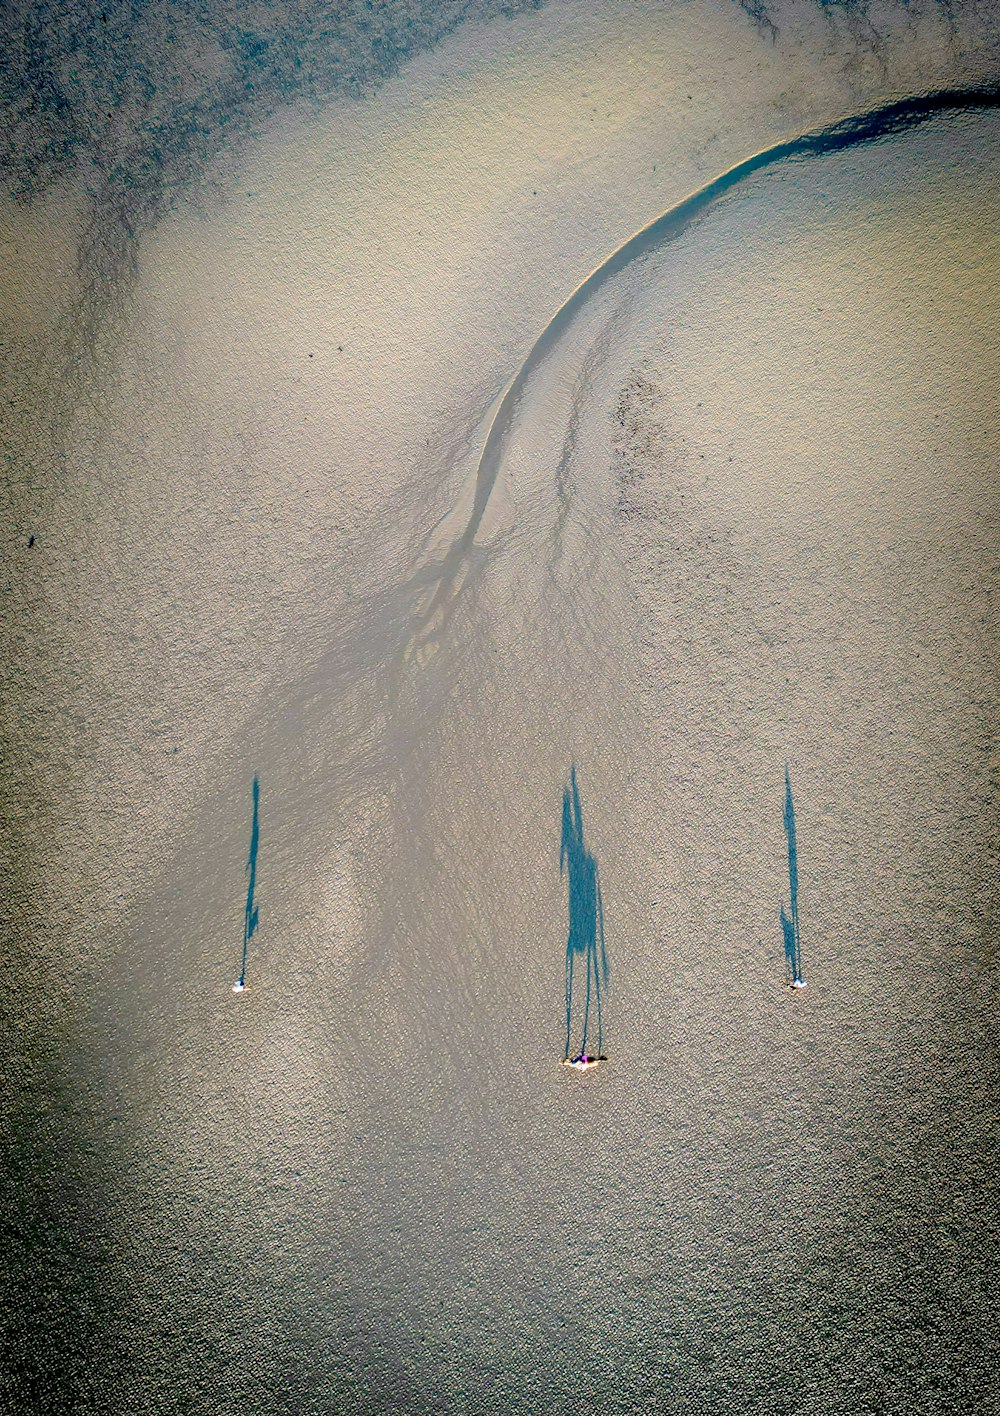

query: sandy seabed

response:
[2,2,999,1412]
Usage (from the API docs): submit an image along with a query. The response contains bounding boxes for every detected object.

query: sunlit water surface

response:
[4,21,999,1416]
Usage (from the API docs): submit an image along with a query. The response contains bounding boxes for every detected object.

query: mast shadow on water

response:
[781,765,806,990]
[233,775,260,994]
[561,765,609,1070]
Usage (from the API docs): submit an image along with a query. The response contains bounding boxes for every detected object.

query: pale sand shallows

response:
[2,2,999,1413]
[4,0,999,942]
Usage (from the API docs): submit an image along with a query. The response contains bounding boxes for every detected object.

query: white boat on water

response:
[561,1053,607,1072]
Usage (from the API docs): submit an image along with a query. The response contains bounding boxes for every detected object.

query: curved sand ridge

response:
[405,82,1000,661]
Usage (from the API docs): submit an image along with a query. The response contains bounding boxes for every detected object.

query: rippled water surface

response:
[4,5,999,1414]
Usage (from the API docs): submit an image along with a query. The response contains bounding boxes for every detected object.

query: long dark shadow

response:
[781,765,805,989]
[234,775,261,993]
[561,765,609,1063]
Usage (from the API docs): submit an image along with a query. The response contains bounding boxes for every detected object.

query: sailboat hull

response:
[561,1056,608,1071]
